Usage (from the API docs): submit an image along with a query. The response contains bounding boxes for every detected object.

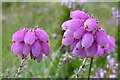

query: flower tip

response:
[101,46,106,48]
[12,40,15,43]
[26,43,31,46]
[46,40,49,43]
[87,56,92,58]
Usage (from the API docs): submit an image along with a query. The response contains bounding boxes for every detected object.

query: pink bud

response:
[12,29,26,42]
[86,42,98,57]
[74,26,87,39]
[62,37,74,45]
[84,19,97,31]
[12,42,23,56]
[104,36,115,54]
[95,29,108,48]
[79,49,87,58]
[76,40,82,50]
[31,40,41,57]
[22,44,31,58]
[63,30,74,38]
[70,10,89,20]
[24,31,35,46]
[61,20,69,30]
[73,48,80,58]
[95,46,104,58]
[35,29,49,43]
[41,42,50,55]
[70,40,78,52]
[65,19,84,30]
[81,32,94,48]
[36,53,43,63]
[73,46,87,58]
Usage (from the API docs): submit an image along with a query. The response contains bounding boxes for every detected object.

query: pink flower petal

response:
[12,29,26,42]
[31,40,41,57]
[24,31,35,46]
[81,32,94,48]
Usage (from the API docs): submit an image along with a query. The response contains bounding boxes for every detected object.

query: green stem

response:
[88,57,93,80]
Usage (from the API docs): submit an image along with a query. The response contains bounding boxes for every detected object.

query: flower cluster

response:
[11,27,50,63]
[61,10,115,58]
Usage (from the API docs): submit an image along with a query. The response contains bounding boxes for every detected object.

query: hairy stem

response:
[76,58,88,78]
[15,58,26,78]
[88,57,93,80]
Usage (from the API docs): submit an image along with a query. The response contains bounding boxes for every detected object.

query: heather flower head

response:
[61,10,115,58]
[11,27,50,63]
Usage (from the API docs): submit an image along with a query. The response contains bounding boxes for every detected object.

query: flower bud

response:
[84,19,97,31]
[70,10,89,20]
[81,32,94,48]
[12,29,25,42]
[12,42,23,56]
[31,40,41,57]
[36,53,43,63]
[95,29,108,48]
[73,46,87,58]
[65,19,84,30]
[22,44,31,58]
[61,20,69,30]
[95,46,104,58]
[41,42,50,55]
[63,30,74,38]
[62,37,74,45]
[70,40,78,52]
[74,26,87,39]
[86,42,98,57]
[35,29,49,43]
[24,31,35,46]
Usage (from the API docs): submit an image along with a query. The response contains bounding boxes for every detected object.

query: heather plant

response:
[62,10,116,78]
[11,26,50,77]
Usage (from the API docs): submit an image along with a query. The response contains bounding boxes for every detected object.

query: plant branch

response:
[15,58,26,78]
[76,57,88,78]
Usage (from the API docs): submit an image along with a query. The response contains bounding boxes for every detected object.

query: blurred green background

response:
[2,2,119,78]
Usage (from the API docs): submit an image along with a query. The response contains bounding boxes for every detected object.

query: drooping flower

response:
[74,26,87,39]
[12,42,24,56]
[70,10,89,20]
[11,26,50,63]
[86,42,98,57]
[31,40,41,57]
[61,19,84,31]
[35,28,49,43]
[62,37,74,45]
[81,32,94,48]
[22,43,31,59]
[12,29,26,42]
[41,42,50,55]
[84,19,98,31]
[95,29,108,48]
[24,30,35,46]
